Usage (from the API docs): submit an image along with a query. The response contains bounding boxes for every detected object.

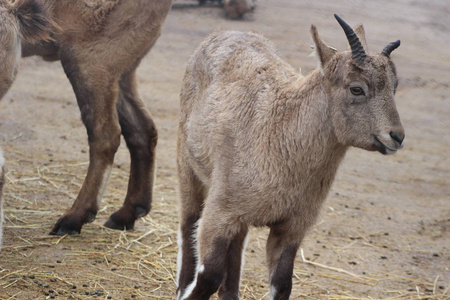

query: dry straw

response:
[0,147,447,299]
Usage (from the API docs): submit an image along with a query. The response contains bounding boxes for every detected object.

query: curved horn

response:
[381,40,400,57]
[334,14,367,63]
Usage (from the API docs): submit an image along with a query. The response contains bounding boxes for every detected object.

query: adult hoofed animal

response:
[177,15,404,299]
[0,0,173,236]
[196,0,254,19]
[223,0,255,19]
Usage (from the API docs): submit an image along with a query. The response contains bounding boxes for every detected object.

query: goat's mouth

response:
[373,136,401,155]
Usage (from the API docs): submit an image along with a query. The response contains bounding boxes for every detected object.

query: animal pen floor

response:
[0,0,449,299]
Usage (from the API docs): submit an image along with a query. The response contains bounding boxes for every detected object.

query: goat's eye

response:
[350,87,365,96]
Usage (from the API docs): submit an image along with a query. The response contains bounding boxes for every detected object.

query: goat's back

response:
[179,30,295,174]
[183,30,283,91]
[180,30,299,123]
[178,31,311,221]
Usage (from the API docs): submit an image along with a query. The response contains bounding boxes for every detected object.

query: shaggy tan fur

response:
[177,18,404,300]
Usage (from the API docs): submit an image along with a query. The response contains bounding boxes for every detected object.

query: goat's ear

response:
[353,24,368,51]
[10,0,54,43]
[311,25,337,71]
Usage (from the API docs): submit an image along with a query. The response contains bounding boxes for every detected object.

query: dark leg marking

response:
[218,228,248,300]
[269,244,298,300]
[182,238,229,300]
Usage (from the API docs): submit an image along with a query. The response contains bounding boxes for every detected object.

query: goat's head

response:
[311,14,405,155]
[0,0,53,100]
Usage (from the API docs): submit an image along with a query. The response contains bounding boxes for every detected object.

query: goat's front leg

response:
[50,60,121,236]
[266,221,304,300]
[218,227,248,300]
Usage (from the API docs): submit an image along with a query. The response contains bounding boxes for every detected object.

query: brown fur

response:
[10,0,55,42]
[0,0,172,236]
[177,18,404,299]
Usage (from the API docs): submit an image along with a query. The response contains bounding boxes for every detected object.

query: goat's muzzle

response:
[374,129,405,155]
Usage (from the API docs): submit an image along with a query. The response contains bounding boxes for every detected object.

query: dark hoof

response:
[220,295,240,300]
[103,205,149,231]
[49,210,97,236]
[49,217,82,236]
[135,206,148,218]
[104,215,135,231]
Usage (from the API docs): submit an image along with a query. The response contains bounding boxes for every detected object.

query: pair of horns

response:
[334,14,400,63]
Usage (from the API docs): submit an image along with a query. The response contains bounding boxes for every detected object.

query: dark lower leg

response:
[180,238,229,300]
[266,224,302,300]
[177,164,206,299]
[218,228,248,300]
[268,244,298,300]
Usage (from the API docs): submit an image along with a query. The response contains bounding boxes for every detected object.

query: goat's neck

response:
[271,69,347,170]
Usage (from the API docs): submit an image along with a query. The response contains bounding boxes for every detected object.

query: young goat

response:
[177,15,405,299]
[0,0,172,236]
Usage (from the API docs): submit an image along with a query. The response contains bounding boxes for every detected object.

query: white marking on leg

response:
[180,263,204,300]
[96,164,112,207]
[178,218,202,300]
[191,218,201,271]
[240,232,249,285]
[0,148,4,170]
[176,225,183,286]
[270,285,278,300]
[180,278,196,300]
[198,264,205,273]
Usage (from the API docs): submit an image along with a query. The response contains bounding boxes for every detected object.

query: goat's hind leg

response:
[176,162,205,299]
[179,202,244,300]
[103,67,158,230]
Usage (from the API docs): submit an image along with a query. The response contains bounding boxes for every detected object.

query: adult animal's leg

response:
[103,65,157,230]
[266,221,303,300]
[50,53,121,236]
[218,227,248,300]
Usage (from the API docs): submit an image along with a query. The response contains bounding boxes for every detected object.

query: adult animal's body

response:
[177,15,404,299]
[0,0,173,236]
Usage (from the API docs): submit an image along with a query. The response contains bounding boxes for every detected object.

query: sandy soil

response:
[0,0,449,299]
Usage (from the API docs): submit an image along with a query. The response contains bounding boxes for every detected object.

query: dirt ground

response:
[0,0,449,299]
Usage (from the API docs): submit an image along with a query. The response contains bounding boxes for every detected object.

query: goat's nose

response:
[390,130,405,146]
